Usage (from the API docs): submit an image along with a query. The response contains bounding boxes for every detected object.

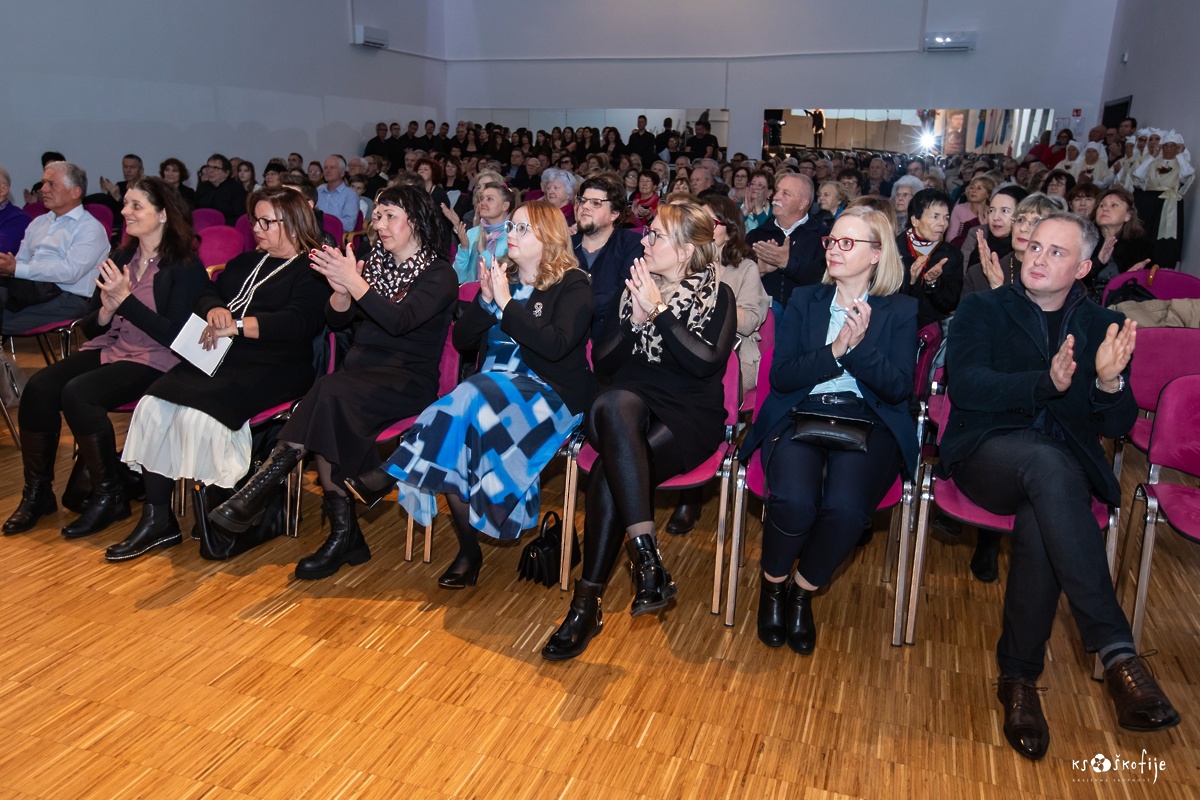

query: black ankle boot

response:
[757,576,788,647]
[665,502,700,535]
[209,444,302,533]
[61,455,92,513]
[344,466,397,509]
[62,431,131,539]
[105,504,181,562]
[295,493,371,580]
[541,579,605,661]
[4,431,59,535]
[785,581,817,655]
[971,529,1001,583]
[625,533,677,617]
[438,511,483,589]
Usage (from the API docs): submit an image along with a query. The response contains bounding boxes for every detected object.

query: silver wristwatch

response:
[1095,374,1125,393]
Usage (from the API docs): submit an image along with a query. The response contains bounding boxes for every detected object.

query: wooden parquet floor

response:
[0,341,1197,799]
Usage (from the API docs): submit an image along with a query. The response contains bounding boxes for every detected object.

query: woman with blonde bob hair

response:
[542,201,737,660]
[347,200,595,589]
[740,205,918,656]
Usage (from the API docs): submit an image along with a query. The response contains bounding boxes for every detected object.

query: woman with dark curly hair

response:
[210,186,458,578]
[3,178,207,542]
[159,157,196,208]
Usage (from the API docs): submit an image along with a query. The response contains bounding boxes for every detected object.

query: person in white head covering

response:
[1146,129,1164,160]
[1114,136,1141,190]
[1060,141,1083,176]
[1133,129,1194,267]
[1133,128,1152,164]
[1074,142,1113,187]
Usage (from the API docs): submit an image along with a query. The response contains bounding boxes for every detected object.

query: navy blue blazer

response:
[740,283,919,478]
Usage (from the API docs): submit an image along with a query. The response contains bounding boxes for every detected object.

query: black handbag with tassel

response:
[517,510,581,587]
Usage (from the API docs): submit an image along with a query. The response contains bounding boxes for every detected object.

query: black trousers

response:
[759,420,900,585]
[579,388,685,585]
[953,428,1134,679]
[18,349,163,438]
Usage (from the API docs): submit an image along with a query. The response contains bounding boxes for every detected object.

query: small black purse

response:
[517,510,581,587]
[789,410,874,452]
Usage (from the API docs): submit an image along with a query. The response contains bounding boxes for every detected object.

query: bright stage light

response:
[919,132,936,150]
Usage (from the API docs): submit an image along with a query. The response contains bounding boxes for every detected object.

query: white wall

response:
[4,0,445,196]
[1102,0,1200,273]
[445,0,1119,158]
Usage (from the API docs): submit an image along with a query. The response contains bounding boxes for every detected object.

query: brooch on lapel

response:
[533,301,543,317]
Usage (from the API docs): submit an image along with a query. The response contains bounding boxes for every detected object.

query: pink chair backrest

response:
[720,350,742,427]
[23,202,48,218]
[458,281,480,303]
[235,215,256,251]
[84,203,114,234]
[353,210,364,232]
[1105,269,1200,304]
[192,208,225,232]
[914,322,943,399]
[751,313,776,419]
[933,389,954,444]
[757,308,776,360]
[1129,327,1200,412]
[1146,374,1200,476]
[436,323,461,397]
[197,226,246,267]
[322,214,344,243]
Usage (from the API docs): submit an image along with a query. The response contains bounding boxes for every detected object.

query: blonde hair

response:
[655,202,717,277]
[821,205,903,296]
[502,200,578,290]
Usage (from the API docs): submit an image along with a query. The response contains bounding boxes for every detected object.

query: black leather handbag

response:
[517,511,580,587]
[789,409,874,452]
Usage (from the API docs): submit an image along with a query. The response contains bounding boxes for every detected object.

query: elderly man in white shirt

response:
[0,161,108,334]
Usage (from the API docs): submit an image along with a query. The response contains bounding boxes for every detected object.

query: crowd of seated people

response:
[0,110,1190,764]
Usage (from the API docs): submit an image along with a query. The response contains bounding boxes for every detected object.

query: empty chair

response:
[197,225,246,268]
[84,203,114,236]
[191,208,226,232]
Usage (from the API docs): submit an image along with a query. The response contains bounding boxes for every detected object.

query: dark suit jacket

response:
[746,215,832,306]
[741,283,919,478]
[939,281,1136,505]
[80,250,208,348]
[455,268,596,415]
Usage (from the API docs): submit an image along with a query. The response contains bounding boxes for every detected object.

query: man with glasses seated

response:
[571,176,641,336]
[941,212,1180,761]
[195,153,247,225]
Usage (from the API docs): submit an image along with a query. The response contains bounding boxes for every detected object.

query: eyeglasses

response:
[251,216,285,231]
[711,217,725,228]
[820,236,880,252]
[1013,214,1043,227]
[643,229,668,246]
[575,197,610,209]
[503,220,534,237]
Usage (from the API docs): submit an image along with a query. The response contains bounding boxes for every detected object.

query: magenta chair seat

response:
[573,439,733,492]
[1144,484,1200,541]
[17,319,78,337]
[198,225,246,268]
[192,208,226,232]
[248,402,294,427]
[1128,417,1152,452]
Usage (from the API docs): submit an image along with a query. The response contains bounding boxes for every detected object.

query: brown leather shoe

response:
[1104,652,1181,732]
[995,676,1050,760]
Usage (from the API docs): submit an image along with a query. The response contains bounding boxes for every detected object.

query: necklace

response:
[228,252,298,317]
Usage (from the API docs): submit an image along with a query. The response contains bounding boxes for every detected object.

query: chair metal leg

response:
[560,452,578,591]
[724,463,748,627]
[711,453,735,615]
[285,461,302,538]
[881,500,900,584]
[1130,487,1159,653]
[1111,436,1125,483]
[891,479,916,647]
[1092,505,1122,679]
[904,468,936,645]
[174,478,188,517]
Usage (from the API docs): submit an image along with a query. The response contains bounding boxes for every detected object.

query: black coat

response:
[939,281,1136,506]
[454,268,596,416]
[896,234,964,328]
[145,251,331,429]
[746,215,830,306]
[80,250,209,348]
[572,227,642,337]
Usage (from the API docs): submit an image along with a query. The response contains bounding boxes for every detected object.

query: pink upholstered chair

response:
[234,215,257,251]
[739,309,774,414]
[1103,267,1200,305]
[197,225,247,269]
[22,202,49,219]
[191,208,225,233]
[321,214,344,245]
[84,203,115,236]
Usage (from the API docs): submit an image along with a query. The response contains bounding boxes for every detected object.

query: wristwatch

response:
[1095,374,1125,393]
[646,302,669,323]
[235,319,244,336]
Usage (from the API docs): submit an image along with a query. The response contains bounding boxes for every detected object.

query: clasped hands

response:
[477,257,512,310]
[911,253,948,286]
[94,259,133,324]
[309,244,367,300]
[624,258,664,325]
[1050,320,1136,394]
[831,298,871,359]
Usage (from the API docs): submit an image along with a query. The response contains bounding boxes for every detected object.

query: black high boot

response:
[344,465,397,509]
[62,430,131,539]
[209,444,302,533]
[541,579,605,661]
[438,496,483,589]
[971,529,1001,583]
[61,455,92,514]
[294,493,371,580]
[625,533,677,616]
[757,576,788,647]
[785,581,817,655]
[3,431,59,535]
[105,503,181,562]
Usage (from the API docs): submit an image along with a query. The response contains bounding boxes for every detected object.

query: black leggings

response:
[18,349,164,438]
[580,389,685,585]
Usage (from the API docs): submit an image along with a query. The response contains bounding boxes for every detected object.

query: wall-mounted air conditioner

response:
[353,25,389,49]
[924,32,977,53]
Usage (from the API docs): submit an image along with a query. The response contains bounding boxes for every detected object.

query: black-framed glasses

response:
[251,216,285,231]
[821,236,880,251]
[503,220,534,237]
[575,197,610,209]
[643,229,667,246]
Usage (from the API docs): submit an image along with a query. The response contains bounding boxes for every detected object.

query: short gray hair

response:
[0,167,10,188]
[540,167,577,195]
[1032,211,1099,265]
[891,175,924,197]
[46,161,87,195]
[777,171,814,201]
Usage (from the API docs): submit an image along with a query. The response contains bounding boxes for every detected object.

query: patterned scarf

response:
[620,265,720,363]
[477,219,507,259]
[906,228,938,258]
[360,244,435,303]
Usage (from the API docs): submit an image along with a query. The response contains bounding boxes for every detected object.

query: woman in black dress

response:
[3,178,206,541]
[117,189,329,560]
[542,201,736,661]
[210,186,458,579]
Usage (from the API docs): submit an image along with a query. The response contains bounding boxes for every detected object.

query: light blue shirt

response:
[451,226,509,284]
[14,204,109,297]
[316,182,358,232]
[809,289,869,397]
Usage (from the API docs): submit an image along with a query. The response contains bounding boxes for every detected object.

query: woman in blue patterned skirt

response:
[347,200,595,588]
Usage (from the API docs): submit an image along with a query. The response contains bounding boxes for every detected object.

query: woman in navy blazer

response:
[740,206,918,656]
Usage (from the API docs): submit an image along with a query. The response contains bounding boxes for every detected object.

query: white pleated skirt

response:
[122,397,252,488]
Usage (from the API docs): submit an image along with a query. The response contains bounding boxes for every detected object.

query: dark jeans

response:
[953,428,1134,679]
[0,285,89,335]
[759,418,900,585]
[19,348,163,438]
